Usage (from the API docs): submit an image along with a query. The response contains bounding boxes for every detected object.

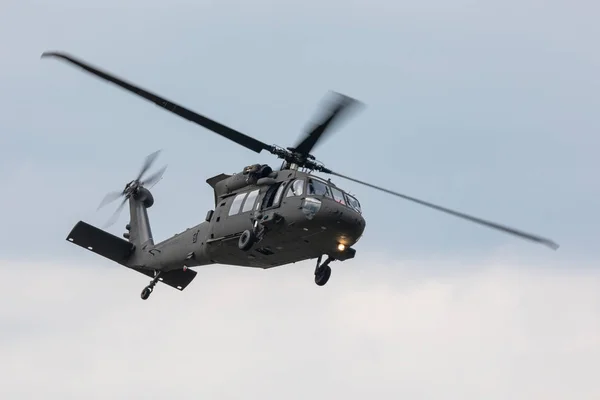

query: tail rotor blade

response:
[97,150,166,230]
[97,190,124,210]
[142,165,167,187]
[137,149,161,182]
[103,197,128,229]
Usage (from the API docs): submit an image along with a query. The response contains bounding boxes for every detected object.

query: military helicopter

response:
[41,51,559,300]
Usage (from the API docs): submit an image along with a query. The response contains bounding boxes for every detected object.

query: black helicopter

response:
[41,51,559,300]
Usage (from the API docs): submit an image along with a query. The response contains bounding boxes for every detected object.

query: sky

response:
[1,0,599,398]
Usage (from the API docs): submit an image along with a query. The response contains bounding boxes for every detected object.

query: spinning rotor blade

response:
[41,51,272,154]
[141,165,167,187]
[137,149,161,182]
[103,197,127,229]
[97,149,166,228]
[293,92,362,156]
[328,170,559,250]
[96,150,162,210]
[97,190,124,210]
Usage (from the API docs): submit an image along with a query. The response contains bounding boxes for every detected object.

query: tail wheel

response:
[140,286,152,300]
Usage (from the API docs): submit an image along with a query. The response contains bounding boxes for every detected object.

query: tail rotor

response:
[97,150,167,228]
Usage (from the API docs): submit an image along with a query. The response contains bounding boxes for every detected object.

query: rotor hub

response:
[124,180,141,196]
[271,145,330,172]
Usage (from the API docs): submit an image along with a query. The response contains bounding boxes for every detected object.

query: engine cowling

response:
[214,164,274,197]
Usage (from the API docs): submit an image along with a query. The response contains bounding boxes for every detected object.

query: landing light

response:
[337,243,346,251]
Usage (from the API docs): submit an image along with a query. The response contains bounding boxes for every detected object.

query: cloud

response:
[1,255,598,399]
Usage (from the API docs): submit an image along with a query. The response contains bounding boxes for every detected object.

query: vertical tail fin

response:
[125,186,155,251]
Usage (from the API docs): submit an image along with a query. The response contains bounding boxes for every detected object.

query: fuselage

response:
[153,167,366,270]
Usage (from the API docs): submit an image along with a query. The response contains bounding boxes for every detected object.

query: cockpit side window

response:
[345,193,362,213]
[286,179,304,197]
[307,179,331,198]
[329,186,346,205]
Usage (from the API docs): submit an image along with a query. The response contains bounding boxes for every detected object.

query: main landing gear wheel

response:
[238,229,257,251]
[314,255,334,286]
[315,265,332,286]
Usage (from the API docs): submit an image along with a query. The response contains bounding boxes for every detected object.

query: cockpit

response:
[285,176,362,214]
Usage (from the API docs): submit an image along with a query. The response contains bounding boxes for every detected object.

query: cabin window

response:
[228,193,246,216]
[242,189,259,213]
[307,178,331,198]
[286,179,304,197]
[346,193,362,213]
[330,186,346,205]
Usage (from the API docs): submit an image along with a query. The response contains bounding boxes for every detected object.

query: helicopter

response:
[41,51,559,300]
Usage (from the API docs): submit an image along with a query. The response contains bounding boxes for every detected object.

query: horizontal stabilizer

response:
[131,267,198,291]
[66,221,134,266]
[67,221,197,291]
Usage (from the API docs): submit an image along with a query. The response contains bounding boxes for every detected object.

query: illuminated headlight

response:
[302,197,322,220]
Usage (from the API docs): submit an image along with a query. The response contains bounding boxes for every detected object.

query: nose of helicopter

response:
[301,197,366,248]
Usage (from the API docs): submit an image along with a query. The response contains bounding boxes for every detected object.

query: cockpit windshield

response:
[306,178,362,214]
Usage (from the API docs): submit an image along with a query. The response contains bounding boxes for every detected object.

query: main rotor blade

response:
[41,51,273,154]
[293,92,362,156]
[328,170,559,250]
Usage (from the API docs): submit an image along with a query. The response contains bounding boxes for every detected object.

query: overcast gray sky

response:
[1,0,599,398]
